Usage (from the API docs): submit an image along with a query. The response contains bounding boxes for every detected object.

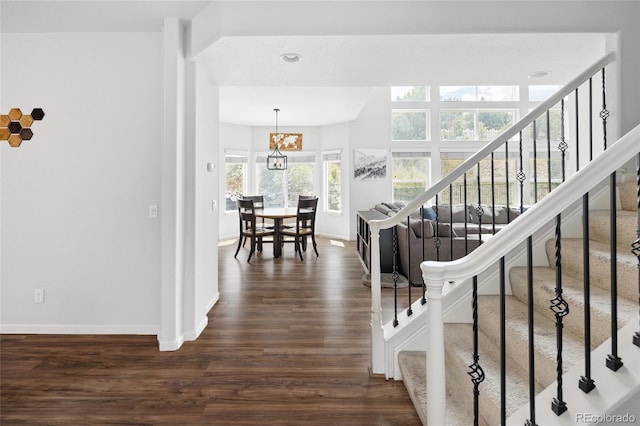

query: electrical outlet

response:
[149,204,158,218]
[34,289,44,304]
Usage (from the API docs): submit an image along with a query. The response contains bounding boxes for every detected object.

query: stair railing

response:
[422,124,640,425]
[368,51,616,376]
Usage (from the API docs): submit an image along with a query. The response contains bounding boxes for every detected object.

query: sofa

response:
[370,202,520,285]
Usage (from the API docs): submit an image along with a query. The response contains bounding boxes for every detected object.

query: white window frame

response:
[323,150,342,213]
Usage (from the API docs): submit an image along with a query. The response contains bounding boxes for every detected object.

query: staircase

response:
[399,178,639,424]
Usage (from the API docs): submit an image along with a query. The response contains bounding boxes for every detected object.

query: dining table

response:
[254,207,299,258]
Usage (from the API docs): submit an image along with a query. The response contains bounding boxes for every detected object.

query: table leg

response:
[273,218,282,257]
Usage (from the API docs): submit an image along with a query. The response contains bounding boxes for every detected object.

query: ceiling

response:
[1,1,608,126]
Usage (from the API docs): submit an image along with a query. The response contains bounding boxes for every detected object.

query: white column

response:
[425,268,446,425]
[369,223,385,375]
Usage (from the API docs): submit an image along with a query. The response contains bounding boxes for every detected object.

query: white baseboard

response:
[158,334,185,351]
[0,324,159,335]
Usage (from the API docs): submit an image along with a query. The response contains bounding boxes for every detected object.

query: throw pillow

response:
[421,206,437,221]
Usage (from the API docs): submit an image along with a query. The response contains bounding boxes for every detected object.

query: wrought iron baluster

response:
[421,207,427,306]
[393,225,399,327]
[517,132,526,213]
[551,214,569,415]
[407,214,413,318]
[606,172,623,371]
[533,119,538,203]
[589,77,593,161]
[526,236,537,426]
[449,185,454,261]
[505,142,511,220]
[491,153,496,234]
[559,100,568,183]
[499,256,507,425]
[464,173,469,254]
[476,164,483,247]
[601,68,610,150]
[435,195,441,261]
[579,192,596,393]
[575,89,580,172]
[468,275,485,426]
[633,153,640,347]
[547,110,552,196]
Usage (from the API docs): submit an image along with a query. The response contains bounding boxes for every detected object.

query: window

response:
[225,152,247,211]
[391,86,429,102]
[440,109,517,141]
[323,151,342,212]
[440,152,518,206]
[392,110,429,141]
[530,152,566,202]
[256,154,315,208]
[440,85,519,101]
[392,151,430,204]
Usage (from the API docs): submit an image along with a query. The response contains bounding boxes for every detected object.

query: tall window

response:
[440,109,517,141]
[256,154,315,208]
[225,152,247,211]
[392,151,430,203]
[392,110,429,141]
[440,152,517,206]
[323,151,342,212]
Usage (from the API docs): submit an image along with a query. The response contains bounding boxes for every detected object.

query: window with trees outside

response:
[225,152,247,212]
[391,86,429,102]
[256,154,315,208]
[323,151,342,212]
[392,110,429,141]
[392,151,430,204]
[440,152,518,206]
[440,109,517,141]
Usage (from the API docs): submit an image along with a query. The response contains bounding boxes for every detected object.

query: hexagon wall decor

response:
[0,108,45,148]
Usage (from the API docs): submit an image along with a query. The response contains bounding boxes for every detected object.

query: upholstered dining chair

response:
[234,199,275,262]
[280,197,318,261]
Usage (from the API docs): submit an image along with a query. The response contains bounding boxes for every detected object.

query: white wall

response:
[1,32,162,333]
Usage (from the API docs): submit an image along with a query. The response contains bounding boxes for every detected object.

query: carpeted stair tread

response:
[443,323,536,426]
[478,295,586,389]
[398,350,473,426]
[510,266,638,349]
[619,179,637,212]
[589,209,638,249]
[545,238,637,301]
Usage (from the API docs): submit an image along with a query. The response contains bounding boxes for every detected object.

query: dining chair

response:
[280,197,318,261]
[234,199,275,262]
[239,195,271,247]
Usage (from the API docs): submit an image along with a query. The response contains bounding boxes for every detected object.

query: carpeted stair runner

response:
[398,181,638,424]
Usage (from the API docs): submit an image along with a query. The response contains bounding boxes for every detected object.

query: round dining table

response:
[254,207,298,258]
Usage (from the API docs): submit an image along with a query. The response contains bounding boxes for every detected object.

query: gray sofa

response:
[370,202,520,285]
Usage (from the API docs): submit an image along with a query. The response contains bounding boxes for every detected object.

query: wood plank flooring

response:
[1,237,420,425]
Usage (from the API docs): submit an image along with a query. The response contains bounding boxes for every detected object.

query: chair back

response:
[237,199,257,232]
[296,197,318,232]
[298,194,317,201]
[241,195,265,210]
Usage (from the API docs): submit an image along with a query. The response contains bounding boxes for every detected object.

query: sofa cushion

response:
[421,206,437,221]
[470,204,521,224]
[401,217,435,238]
[435,204,470,223]
[383,202,401,212]
[435,222,457,237]
[374,203,394,215]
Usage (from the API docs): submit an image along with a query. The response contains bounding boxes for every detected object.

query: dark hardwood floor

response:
[1,237,420,425]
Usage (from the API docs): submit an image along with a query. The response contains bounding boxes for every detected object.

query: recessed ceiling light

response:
[280,53,302,63]
[528,70,551,79]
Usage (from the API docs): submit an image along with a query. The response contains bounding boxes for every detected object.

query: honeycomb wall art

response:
[0,108,45,147]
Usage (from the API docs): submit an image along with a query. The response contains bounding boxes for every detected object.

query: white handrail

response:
[422,123,640,423]
[368,51,615,234]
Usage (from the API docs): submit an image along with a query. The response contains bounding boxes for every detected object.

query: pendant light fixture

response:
[267,108,287,170]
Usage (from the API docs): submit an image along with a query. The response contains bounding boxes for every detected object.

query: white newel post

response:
[425,268,446,425]
[369,223,385,375]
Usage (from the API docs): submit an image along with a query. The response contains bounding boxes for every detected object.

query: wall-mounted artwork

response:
[354,149,387,180]
[0,108,45,148]
[270,133,302,151]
